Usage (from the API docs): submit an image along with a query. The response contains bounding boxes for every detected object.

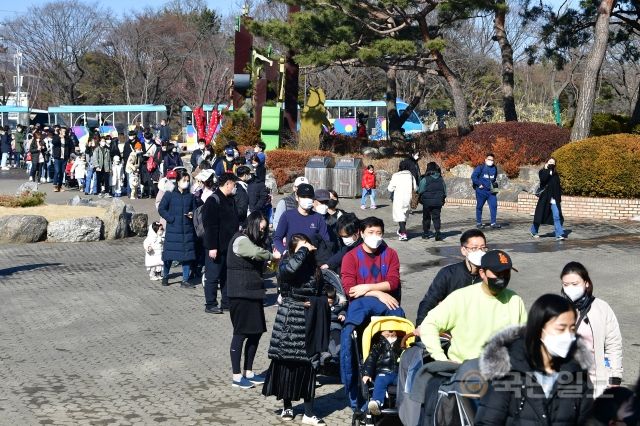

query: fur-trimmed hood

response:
[479,325,593,380]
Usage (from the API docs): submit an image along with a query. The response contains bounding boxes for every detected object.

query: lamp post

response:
[13,48,23,107]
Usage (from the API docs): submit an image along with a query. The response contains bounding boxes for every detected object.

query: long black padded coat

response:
[267,247,323,363]
[158,188,197,262]
[533,167,564,226]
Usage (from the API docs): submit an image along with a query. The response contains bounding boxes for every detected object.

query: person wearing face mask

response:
[475,294,593,425]
[163,143,183,174]
[415,229,487,328]
[273,176,309,232]
[126,143,143,199]
[311,189,339,265]
[247,166,269,219]
[158,168,198,288]
[418,249,527,363]
[235,166,252,224]
[214,146,238,177]
[531,157,566,240]
[471,153,501,229]
[143,222,165,281]
[362,328,404,416]
[190,138,207,170]
[401,150,422,187]
[272,184,330,258]
[323,213,361,273]
[92,137,112,197]
[202,173,240,314]
[324,190,344,230]
[341,217,401,308]
[560,261,622,397]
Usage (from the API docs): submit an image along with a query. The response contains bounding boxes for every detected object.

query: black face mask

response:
[487,276,510,293]
[548,164,555,171]
[327,199,338,209]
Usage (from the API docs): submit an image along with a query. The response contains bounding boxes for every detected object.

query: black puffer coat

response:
[475,326,593,426]
[418,173,446,208]
[363,336,402,377]
[268,247,324,363]
[533,167,564,226]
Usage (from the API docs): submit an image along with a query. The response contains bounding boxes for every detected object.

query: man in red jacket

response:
[341,217,400,310]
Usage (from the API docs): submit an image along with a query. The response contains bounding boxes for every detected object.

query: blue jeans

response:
[163,260,190,282]
[361,188,376,206]
[475,190,497,224]
[369,372,398,408]
[53,159,66,187]
[85,167,98,194]
[530,202,564,237]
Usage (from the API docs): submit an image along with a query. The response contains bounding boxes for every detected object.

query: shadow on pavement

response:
[0,263,62,277]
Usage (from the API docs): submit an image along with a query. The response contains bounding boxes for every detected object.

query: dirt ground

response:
[0,205,106,221]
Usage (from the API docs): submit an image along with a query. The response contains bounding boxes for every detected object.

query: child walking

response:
[143,222,165,281]
[361,164,377,210]
[362,328,403,415]
[71,155,87,190]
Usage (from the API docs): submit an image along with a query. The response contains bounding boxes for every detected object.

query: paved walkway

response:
[1,168,640,425]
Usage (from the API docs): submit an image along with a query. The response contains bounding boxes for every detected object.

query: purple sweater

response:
[273,209,330,253]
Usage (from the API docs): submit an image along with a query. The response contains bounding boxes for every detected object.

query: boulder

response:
[449,164,474,179]
[103,198,129,239]
[16,182,39,196]
[0,215,48,243]
[265,173,278,196]
[130,213,148,237]
[444,176,476,199]
[378,146,396,157]
[47,217,102,242]
[68,195,95,207]
[361,147,381,159]
[374,170,393,199]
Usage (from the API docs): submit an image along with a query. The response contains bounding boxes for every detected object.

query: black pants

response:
[230,333,261,374]
[97,170,110,193]
[422,206,442,233]
[204,252,228,308]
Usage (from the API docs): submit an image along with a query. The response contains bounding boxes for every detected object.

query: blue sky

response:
[0,0,239,20]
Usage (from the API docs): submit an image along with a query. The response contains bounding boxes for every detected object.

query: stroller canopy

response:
[361,316,415,360]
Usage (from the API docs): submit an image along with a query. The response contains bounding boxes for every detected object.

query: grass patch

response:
[0,191,47,208]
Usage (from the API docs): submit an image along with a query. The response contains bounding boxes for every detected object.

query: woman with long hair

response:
[262,233,329,425]
[476,293,593,425]
[226,212,279,389]
[560,261,623,397]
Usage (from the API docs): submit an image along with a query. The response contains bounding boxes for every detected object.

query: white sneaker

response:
[280,408,294,421]
[29,176,33,182]
[370,205,377,209]
[360,205,366,210]
[301,414,326,425]
[40,177,46,183]
[368,400,381,416]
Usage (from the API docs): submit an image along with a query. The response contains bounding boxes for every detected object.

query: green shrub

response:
[590,113,629,136]
[214,111,263,154]
[0,191,47,207]
[552,134,640,198]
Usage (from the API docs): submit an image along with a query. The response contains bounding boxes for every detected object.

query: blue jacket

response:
[471,164,497,192]
[340,297,405,410]
[158,189,197,262]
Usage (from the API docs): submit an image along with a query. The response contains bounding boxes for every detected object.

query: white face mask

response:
[315,204,328,215]
[230,185,238,195]
[542,331,576,358]
[226,155,234,161]
[413,154,419,160]
[100,142,106,147]
[485,160,494,167]
[178,181,190,190]
[386,336,397,344]
[466,250,485,267]
[563,285,585,302]
[363,235,383,250]
[299,198,314,210]
[342,236,356,247]
[165,180,175,192]
[157,230,164,237]
[199,144,205,150]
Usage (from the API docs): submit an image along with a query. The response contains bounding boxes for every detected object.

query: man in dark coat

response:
[202,173,239,314]
[400,150,421,184]
[530,158,565,240]
[51,127,72,191]
[159,119,171,142]
[235,166,251,225]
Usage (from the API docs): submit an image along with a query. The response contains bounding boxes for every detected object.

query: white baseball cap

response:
[293,176,309,187]
[195,169,215,182]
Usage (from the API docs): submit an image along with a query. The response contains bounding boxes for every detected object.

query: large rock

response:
[68,195,95,207]
[47,217,102,242]
[0,215,48,243]
[130,213,148,237]
[449,164,474,179]
[103,198,129,240]
[374,170,393,199]
[361,147,381,159]
[16,182,39,195]
[265,173,278,196]
[444,176,476,199]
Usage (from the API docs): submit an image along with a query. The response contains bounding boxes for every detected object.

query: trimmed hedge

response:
[553,134,640,198]
[266,149,335,186]
[417,122,570,177]
[0,191,47,207]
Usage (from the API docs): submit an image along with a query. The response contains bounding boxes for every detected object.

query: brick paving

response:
[1,168,640,425]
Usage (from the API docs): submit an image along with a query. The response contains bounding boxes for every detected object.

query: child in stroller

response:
[320,283,348,366]
[64,155,79,189]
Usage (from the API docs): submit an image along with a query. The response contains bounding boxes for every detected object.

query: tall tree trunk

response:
[284,6,301,140]
[494,2,518,121]
[630,83,640,128]
[385,66,403,137]
[570,0,616,141]
[417,17,471,135]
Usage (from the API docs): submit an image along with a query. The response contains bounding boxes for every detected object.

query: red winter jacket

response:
[361,170,376,189]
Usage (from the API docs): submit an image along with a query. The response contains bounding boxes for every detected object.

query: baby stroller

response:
[64,159,79,189]
[353,316,415,425]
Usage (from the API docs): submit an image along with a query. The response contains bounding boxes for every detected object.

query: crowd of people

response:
[140,144,635,425]
[2,121,636,424]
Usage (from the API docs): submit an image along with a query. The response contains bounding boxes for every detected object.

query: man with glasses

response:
[418,249,527,362]
[415,229,488,327]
